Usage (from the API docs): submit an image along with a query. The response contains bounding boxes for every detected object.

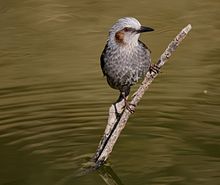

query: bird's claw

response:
[149,64,160,77]
[124,102,136,113]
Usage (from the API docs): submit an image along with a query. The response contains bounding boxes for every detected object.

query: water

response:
[0,0,219,184]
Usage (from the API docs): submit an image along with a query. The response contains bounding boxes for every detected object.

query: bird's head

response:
[108,17,154,46]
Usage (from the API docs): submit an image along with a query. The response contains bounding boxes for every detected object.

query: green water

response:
[0,0,219,184]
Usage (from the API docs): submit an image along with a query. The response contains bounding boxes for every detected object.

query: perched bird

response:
[100,17,154,112]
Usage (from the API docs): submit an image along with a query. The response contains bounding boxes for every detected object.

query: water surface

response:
[0,0,220,185]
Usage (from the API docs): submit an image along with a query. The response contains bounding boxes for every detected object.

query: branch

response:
[93,24,192,167]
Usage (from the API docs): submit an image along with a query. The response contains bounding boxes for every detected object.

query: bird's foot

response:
[149,64,160,77]
[124,100,136,113]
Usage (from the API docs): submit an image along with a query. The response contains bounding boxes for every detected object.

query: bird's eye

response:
[124,27,130,32]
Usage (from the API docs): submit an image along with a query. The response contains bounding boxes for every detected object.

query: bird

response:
[100,17,154,112]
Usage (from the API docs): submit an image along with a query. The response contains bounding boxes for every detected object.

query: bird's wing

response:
[100,44,108,76]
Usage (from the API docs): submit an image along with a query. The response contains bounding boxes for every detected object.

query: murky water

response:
[0,0,220,184]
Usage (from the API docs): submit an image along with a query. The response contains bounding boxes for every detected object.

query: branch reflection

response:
[97,164,124,185]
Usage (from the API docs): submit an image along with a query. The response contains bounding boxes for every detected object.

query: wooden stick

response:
[94,24,192,167]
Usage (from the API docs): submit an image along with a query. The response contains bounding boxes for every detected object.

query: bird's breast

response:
[102,44,151,90]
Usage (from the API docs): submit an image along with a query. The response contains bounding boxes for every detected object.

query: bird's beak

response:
[137,26,154,33]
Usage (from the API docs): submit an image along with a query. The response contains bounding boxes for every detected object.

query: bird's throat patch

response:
[115,31,124,44]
